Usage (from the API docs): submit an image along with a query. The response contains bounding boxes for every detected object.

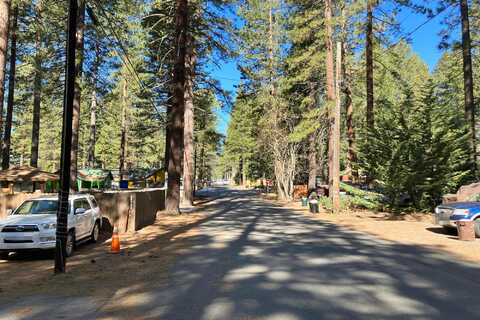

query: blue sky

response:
[211,61,241,135]
[395,3,458,70]
[211,3,460,136]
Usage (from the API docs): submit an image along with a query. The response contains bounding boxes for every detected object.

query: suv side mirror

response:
[6,209,12,215]
[75,208,86,215]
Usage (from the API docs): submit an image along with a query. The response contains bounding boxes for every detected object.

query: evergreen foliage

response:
[1,0,479,212]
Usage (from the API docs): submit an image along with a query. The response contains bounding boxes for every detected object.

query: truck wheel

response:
[66,231,75,257]
[474,219,480,238]
[90,222,100,243]
[0,251,9,260]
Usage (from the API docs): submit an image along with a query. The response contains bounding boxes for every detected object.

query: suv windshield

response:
[15,200,59,215]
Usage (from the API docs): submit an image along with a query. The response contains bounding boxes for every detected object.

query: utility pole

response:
[54,0,77,274]
[119,79,128,178]
[343,42,357,182]
[70,0,85,190]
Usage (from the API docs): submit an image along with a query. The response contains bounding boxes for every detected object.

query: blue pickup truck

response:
[434,202,480,237]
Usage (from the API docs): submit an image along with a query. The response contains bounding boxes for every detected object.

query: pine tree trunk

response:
[119,79,127,177]
[307,80,317,190]
[331,41,342,213]
[324,0,336,207]
[193,146,197,195]
[307,133,317,190]
[87,89,97,167]
[343,43,357,181]
[460,0,476,171]
[268,0,274,85]
[242,157,247,186]
[0,0,10,139]
[164,100,171,170]
[87,42,100,168]
[30,8,42,168]
[198,143,205,186]
[166,0,188,214]
[182,35,195,207]
[1,6,16,170]
[70,0,85,188]
[366,0,374,130]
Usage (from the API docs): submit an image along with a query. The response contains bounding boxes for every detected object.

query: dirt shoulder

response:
[283,201,480,264]
[0,207,211,306]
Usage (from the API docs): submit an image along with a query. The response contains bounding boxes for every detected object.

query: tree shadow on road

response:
[2,189,480,320]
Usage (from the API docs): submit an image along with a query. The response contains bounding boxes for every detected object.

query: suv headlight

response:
[40,223,57,230]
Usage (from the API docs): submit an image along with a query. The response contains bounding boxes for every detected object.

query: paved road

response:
[2,188,480,319]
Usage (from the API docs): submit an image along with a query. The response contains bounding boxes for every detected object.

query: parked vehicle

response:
[0,194,102,259]
[434,202,480,237]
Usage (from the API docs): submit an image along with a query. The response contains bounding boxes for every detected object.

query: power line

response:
[388,2,455,49]
[372,2,456,81]
[87,1,163,118]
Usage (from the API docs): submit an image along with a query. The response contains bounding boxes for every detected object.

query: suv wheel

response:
[66,231,75,257]
[90,222,100,243]
[0,251,9,260]
[474,219,480,238]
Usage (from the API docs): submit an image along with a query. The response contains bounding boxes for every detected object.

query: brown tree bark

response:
[30,4,43,168]
[242,157,247,186]
[164,101,171,170]
[193,145,197,195]
[0,0,10,139]
[331,41,342,213]
[366,0,375,130]
[182,35,196,206]
[70,0,85,188]
[87,42,100,168]
[166,0,188,213]
[1,6,16,170]
[307,80,317,190]
[307,133,317,190]
[324,0,338,211]
[460,0,476,171]
[87,90,97,167]
[198,143,205,186]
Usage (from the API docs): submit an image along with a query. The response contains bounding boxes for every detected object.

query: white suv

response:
[0,194,102,259]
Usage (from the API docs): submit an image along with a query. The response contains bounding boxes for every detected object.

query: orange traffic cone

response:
[111,228,120,254]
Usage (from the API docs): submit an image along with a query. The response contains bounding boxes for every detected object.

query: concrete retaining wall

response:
[93,189,166,232]
[0,193,44,219]
[0,189,166,233]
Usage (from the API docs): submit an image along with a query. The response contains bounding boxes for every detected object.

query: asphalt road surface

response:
[1,188,480,319]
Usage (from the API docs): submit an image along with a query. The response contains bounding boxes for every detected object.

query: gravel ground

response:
[0,192,220,319]
[285,201,480,263]
[1,188,480,320]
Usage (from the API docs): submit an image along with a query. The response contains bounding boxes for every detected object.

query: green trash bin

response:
[301,197,308,207]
